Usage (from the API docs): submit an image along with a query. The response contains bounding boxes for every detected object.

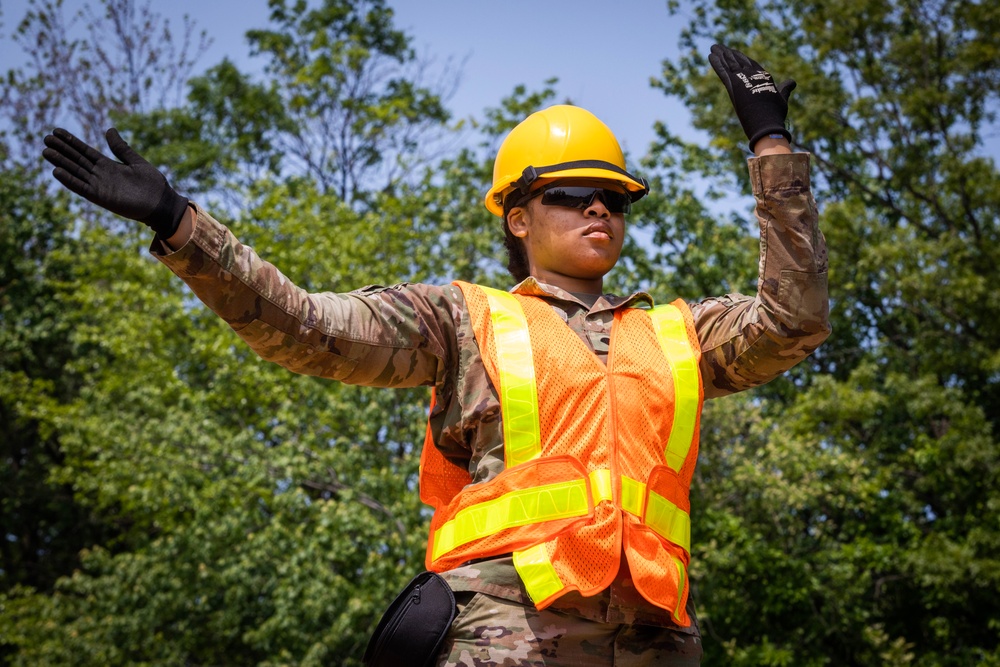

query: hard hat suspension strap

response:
[513,160,649,200]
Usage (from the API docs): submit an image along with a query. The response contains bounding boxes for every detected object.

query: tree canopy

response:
[1,0,998,665]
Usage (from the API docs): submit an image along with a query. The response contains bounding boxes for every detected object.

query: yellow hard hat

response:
[484,104,649,216]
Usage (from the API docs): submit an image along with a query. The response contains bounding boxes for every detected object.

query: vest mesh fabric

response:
[518,296,620,599]
[419,389,473,510]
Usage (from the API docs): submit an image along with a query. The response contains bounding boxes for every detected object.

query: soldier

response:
[43,44,828,666]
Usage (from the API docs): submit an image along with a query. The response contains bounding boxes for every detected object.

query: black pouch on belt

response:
[362,571,456,667]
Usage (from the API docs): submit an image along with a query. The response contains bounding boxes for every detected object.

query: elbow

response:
[792,303,832,351]
[789,321,832,362]
[744,298,832,377]
[775,303,832,361]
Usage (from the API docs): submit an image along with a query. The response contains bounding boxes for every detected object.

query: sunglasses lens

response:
[540,186,631,213]
[600,189,631,213]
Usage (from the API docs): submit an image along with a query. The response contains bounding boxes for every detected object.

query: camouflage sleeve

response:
[149,204,464,389]
[692,152,831,399]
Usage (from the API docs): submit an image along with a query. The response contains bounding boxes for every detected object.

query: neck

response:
[529,268,604,295]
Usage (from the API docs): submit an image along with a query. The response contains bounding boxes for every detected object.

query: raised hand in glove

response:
[42,128,189,238]
[708,44,796,151]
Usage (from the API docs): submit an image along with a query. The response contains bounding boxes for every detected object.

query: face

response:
[507,178,628,293]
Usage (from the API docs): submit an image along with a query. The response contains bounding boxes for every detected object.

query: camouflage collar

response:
[510,276,654,313]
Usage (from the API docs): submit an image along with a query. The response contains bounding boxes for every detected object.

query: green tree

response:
[0,0,208,169]
[648,1,1000,664]
[0,145,121,600]
[14,0,996,664]
[120,59,293,198]
[114,0,460,216]
[0,180,432,665]
[0,2,528,665]
[242,0,454,202]
[1,3,216,638]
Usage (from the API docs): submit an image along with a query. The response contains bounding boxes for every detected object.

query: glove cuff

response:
[144,188,189,238]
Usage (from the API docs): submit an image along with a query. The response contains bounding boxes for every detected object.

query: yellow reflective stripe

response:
[648,304,699,471]
[480,286,542,467]
[645,490,691,554]
[589,469,613,504]
[431,479,589,561]
[620,475,646,517]
[673,558,687,620]
[513,543,564,603]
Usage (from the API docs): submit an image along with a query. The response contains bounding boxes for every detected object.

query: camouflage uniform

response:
[151,153,829,665]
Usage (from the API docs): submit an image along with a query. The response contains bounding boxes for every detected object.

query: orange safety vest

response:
[419,281,704,625]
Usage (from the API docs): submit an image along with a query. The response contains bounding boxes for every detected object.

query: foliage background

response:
[1,0,998,665]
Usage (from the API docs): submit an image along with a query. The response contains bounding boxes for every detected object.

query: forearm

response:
[695,152,830,398]
[151,204,454,388]
[162,204,195,251]
[753,135,792,157]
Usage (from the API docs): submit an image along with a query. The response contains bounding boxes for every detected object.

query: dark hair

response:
[502,193,530,282]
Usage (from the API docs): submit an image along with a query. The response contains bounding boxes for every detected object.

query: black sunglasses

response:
[515,184,633,214]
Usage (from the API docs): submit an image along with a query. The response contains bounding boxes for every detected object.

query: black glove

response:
[709,44,796,151]
[42,127,188,237]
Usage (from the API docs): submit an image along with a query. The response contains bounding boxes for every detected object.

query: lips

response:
[583,222,615,240]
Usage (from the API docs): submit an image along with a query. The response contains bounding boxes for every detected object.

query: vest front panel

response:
[421,282,703,625]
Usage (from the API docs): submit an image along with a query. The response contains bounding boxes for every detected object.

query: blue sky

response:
[386,0,699,156]
[3,1,997,162]
[0,0,703,161]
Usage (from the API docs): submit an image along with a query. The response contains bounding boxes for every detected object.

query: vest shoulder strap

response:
[647,299,703,472]
[455,281,543,467]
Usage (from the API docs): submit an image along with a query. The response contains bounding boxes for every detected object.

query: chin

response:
[580,258,619,278]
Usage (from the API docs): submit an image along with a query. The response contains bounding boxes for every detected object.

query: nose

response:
[584,193,611,218]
